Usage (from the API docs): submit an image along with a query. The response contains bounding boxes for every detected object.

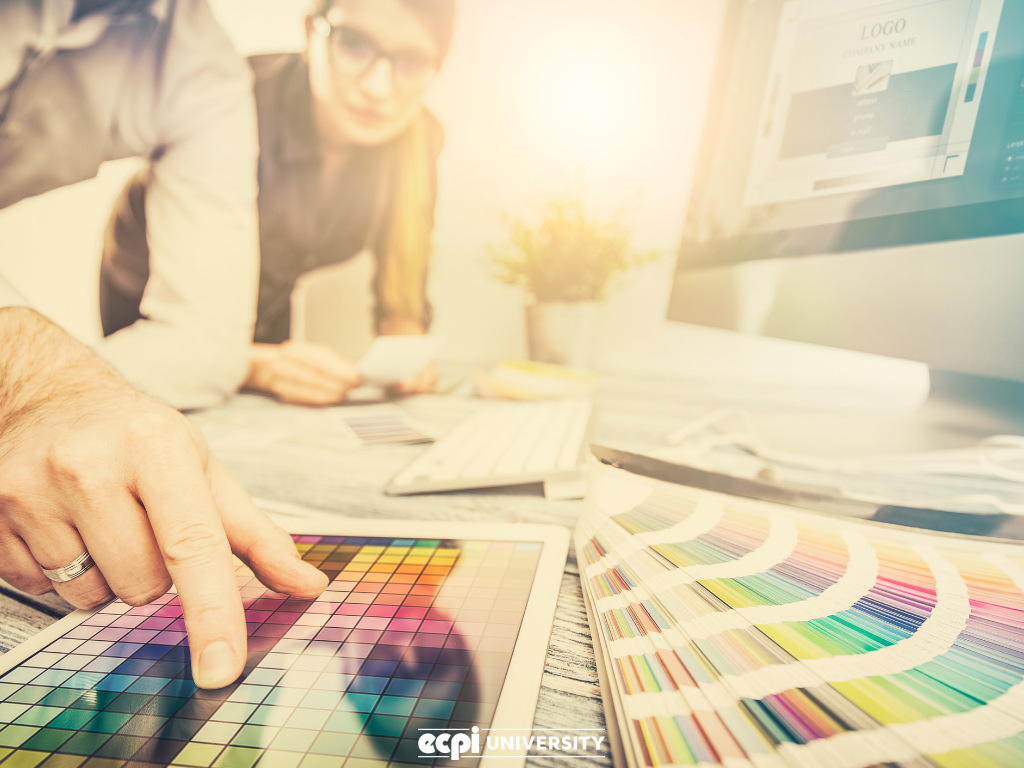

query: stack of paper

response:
[575,458,1024,768]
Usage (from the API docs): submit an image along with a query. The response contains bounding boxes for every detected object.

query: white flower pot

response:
[525,301,603,369]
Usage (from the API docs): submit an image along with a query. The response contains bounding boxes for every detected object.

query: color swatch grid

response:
[334,406,433,446]
[577,462,1024,768]
[0,536,542,768]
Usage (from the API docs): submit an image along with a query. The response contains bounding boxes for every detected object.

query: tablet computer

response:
[0,521,570,768]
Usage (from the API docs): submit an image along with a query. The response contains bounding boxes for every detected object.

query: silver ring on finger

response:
[41,551,96,583]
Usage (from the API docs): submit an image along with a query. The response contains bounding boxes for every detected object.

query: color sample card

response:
[356,337,445,387]
[577,461,1024,768]
[0,536,542,768]
[334,406,434,446]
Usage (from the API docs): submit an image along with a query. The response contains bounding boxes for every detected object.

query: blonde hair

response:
[370,111,436,328]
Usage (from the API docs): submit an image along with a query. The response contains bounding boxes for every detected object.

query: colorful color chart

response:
[577,462,1024,768]
[335,406,434,446]
[0,536,542,768]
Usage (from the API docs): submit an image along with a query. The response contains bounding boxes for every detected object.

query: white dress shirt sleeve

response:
[95,0,259,411]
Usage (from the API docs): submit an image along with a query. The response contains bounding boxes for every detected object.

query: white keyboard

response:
[385,398,595,498]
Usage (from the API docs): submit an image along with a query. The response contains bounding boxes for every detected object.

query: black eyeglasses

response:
[312,16,437,93]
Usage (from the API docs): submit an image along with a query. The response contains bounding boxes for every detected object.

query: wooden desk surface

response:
[4,371,1020,767]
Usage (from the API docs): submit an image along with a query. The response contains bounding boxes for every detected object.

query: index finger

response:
[133,420,246,689]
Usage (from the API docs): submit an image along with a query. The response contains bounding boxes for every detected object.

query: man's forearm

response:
[0,308,124,444]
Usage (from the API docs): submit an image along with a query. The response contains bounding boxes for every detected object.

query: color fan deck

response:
[576,461,1024,768]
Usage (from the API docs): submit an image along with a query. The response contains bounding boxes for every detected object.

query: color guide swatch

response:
[0,536,542,768]
[577,461,1024,768]
[334,406,434,446]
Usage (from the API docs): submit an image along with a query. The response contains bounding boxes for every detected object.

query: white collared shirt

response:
[0,0,259,410]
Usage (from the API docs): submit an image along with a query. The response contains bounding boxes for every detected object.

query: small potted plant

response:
[490,196,657,368]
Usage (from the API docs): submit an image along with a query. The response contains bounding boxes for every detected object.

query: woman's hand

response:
[396,359,439,395]
[245,341,363,405]
[377,319,439,395]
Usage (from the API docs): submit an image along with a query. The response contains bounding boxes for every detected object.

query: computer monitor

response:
[668,0,1024,380]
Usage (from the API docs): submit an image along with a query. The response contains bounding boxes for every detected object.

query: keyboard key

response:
[389,399,594,494]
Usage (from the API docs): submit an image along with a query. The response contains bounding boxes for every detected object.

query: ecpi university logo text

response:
[418,727,608,760]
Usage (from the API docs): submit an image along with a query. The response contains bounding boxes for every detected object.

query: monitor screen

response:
[673,0,1024,269]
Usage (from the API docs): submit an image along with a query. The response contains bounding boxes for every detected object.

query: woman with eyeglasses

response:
[100,0,454,404]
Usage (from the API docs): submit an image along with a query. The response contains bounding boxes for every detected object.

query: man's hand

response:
[0,308,328,688]
[245,341,362,405]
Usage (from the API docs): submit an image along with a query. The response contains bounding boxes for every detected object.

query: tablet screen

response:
[0,536,543,768]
